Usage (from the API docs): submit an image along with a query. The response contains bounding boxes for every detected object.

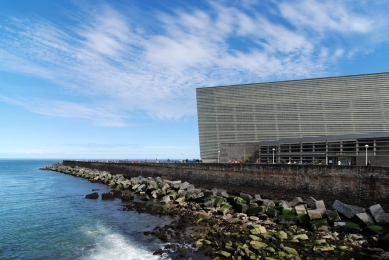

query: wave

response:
[80,224,171,260]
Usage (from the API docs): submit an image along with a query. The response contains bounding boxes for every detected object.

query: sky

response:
[1,0,389,160]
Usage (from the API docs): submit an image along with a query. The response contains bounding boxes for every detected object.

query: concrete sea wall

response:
[62,160,389,209]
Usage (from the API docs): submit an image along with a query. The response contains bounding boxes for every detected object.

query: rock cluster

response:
[41,163,389,259]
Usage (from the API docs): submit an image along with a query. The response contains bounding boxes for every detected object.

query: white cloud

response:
[0,0,388,126]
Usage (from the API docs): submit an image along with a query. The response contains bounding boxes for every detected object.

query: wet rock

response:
[332,200,365,219]
[121,193,134,201]
[101,192,115,199]
[85,192,99,199]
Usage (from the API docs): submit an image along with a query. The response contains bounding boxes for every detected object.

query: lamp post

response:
[218,150,220,163]
[365,144,369,165]
[272,148,275,164]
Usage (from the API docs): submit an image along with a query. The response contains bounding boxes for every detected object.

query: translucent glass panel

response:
[197,73,389,160]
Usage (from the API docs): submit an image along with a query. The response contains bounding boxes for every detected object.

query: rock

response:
[247,206,266,216]
[275,230,288,240]
[260,199,275,209]
[217,189,228,197]
[307,209,322,220]
[175,197,186,204]
[249,202,258,208]
[369,204,389,225]
[334,221,361,233]
[277,215,299,224]
[326,210,341,222]
[266,207,279,217]
[288,197,304,207]
[284,246,299,256]
[217,250,231,258]
[249,224,267,235]
[121,193,134,201]
[332,200,365,219]
[250,240,268,250]
[101,192,115,199]
[293,234,309,240]
[240,192,252,201]
[178,181,190,190]
[254,194,262,200]
[304,196,317,209]
[295,205,309,224]
[213,196,225,207]
[171,180,181,189]
[354,212,375,226]
[249,216,259,221]
[234,203,249,213]
[85,192,99,199]
[218,204,232,215]
[186,184,195,191]
[160,195,171,204]
[234,197,248,205]
[203,189,216,196]
[310,218,329,231]
[315,200,326,214]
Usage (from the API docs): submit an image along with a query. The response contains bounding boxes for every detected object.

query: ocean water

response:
[0,159,174,260]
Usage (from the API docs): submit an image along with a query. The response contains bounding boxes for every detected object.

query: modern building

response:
[196,72,389,165]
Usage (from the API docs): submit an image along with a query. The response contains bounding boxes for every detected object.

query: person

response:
[367,160,371,166]
[338,161,341,165]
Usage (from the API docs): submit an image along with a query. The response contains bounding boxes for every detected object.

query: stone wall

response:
[63,161,389,209]
[220,143,258,163]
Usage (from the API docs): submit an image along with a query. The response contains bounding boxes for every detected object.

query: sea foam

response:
[82,224,171,260]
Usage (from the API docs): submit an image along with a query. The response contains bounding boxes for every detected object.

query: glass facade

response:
[196,72,389,162]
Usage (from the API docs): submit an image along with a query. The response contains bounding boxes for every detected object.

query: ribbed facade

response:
[196,72,389,161]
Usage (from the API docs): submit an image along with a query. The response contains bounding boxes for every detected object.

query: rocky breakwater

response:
[41,162,389,259]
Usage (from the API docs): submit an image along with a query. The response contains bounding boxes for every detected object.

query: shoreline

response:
[41,162,389,259]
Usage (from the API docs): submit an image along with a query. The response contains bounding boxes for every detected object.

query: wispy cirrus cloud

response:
[0,0,388,126]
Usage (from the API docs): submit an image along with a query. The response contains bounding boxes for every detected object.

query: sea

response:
[0,159,181,260]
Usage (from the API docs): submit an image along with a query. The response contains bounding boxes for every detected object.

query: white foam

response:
[81,224,171,260]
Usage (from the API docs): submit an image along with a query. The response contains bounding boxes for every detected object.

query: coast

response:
[42,162,389,259]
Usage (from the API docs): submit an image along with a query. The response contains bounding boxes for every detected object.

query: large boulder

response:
[332,200,365,219]
[369,204,389,225]
[85,192,99,199]
[102,192,115,200]
[121,193,134,201]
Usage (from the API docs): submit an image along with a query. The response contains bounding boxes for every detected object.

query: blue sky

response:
[1,0,389,160]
